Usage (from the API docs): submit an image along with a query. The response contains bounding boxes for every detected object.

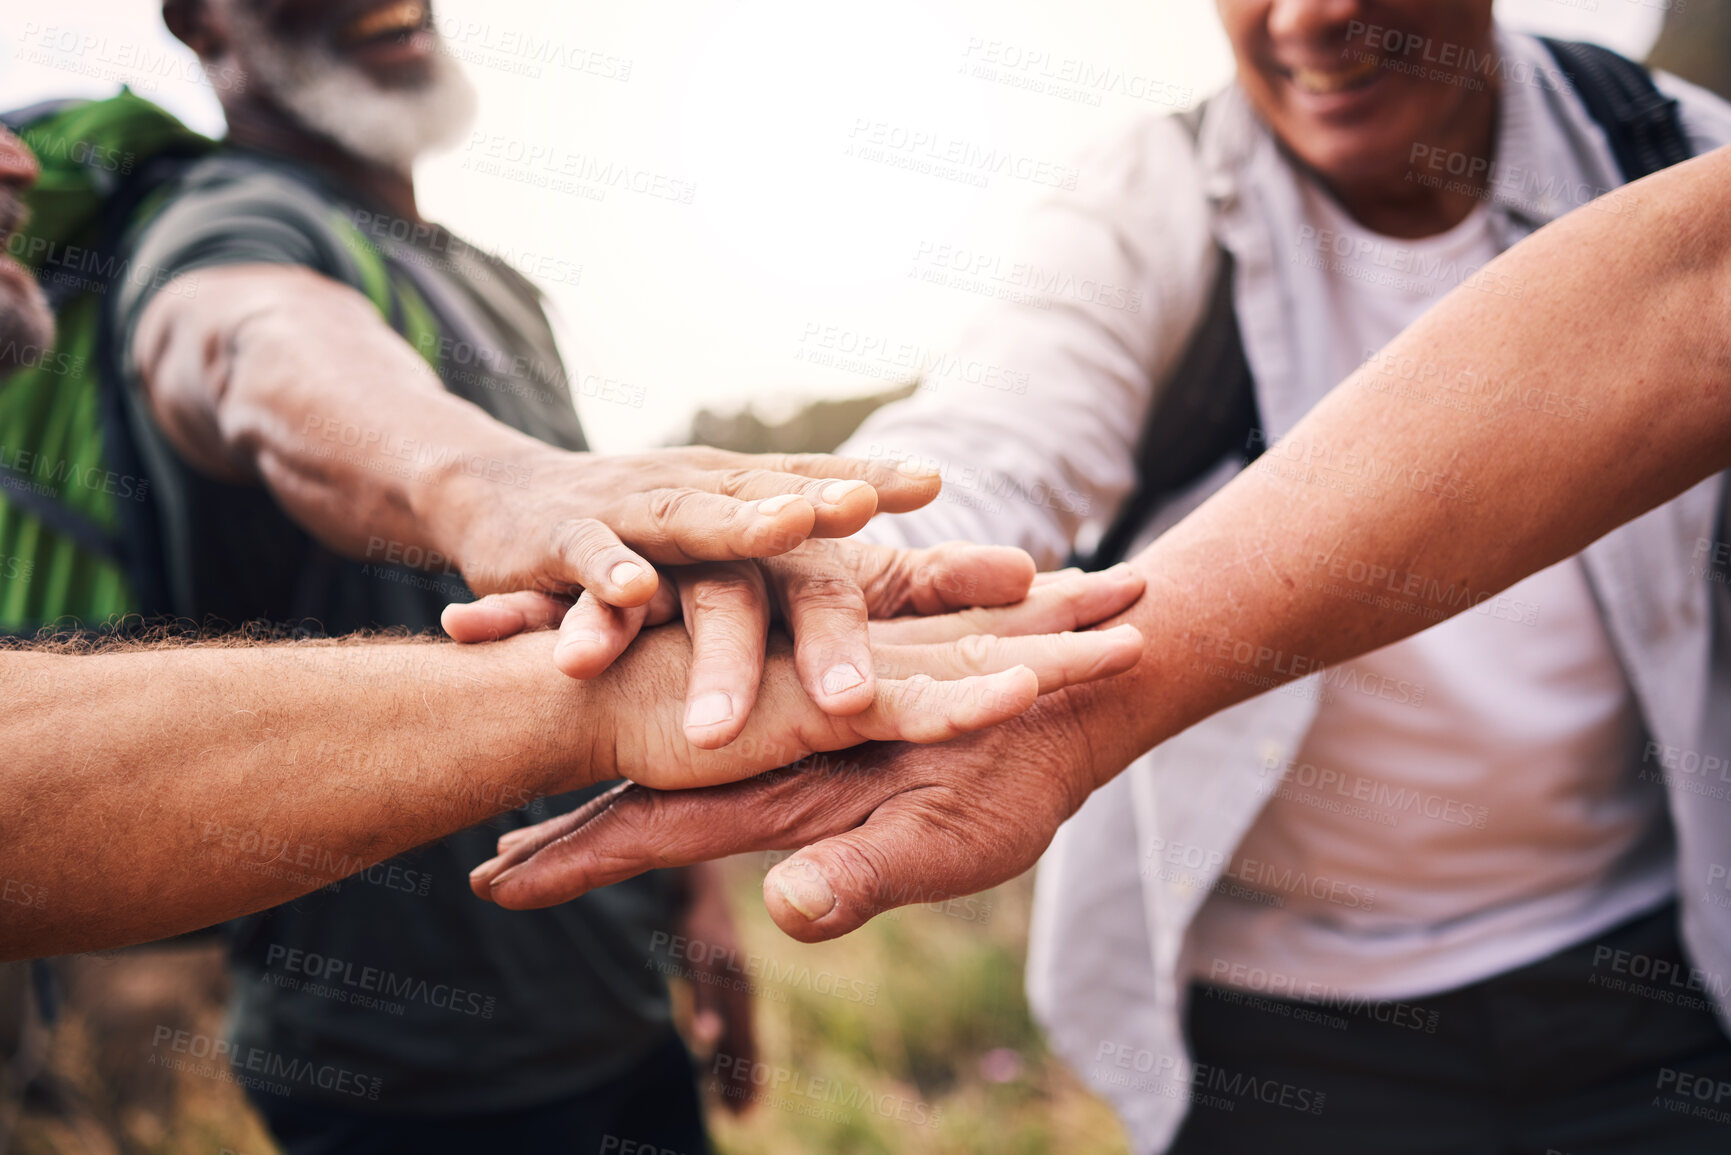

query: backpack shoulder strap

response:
[1087,101,1262,569]
[0,94,211,626]
[1541,37,1695,180]
[1088,45,1697,571]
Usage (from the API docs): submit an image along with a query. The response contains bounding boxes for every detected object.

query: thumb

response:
[441,590,571,642]
[761,798,1012,943]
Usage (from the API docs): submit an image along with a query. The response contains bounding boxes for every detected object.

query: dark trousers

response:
[1170,903,1731,1154]
[251,1031,710,1155]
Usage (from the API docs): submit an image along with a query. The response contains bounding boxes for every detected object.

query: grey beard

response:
[235,23,479,174]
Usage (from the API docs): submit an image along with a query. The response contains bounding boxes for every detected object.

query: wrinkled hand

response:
[470,567,1141,914]
[442,446,943,605]
[554,564,1142,788]
[445,539,1048,747]
[469,699,1099,943]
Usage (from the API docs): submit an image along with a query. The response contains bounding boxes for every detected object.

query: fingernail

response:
[820,479,869,505]
[896,459,940,479]
[1106,563,1136,578]
[610,561,646,588]
[469,858,502,882]
[774,859,837,921]
[686,691,734,729]
[821,663,866,696]
[757,493,803,516]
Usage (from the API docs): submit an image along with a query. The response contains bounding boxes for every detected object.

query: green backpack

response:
[0,88,439,636]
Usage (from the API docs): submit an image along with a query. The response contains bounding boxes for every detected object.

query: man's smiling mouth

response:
[1287,55,1383,95]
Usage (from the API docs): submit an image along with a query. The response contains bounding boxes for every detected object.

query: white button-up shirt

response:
[843,29,1731,1152]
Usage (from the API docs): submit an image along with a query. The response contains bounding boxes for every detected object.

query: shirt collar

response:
[1195,26,1620,239]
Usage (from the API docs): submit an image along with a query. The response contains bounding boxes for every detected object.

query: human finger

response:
[601,491,819,566]
[678,562,772,748]
[441,590,570,642]
[762,551,876,717]
[868,563,1144,646]
[473,763,878,908]
[706,450,943,516]
[872,624,1143,693]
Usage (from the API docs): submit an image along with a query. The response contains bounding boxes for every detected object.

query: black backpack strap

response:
[91,152,206,622]
[1088,45,1697,571]
[0,460,123,562]
[1541,37,1694,181]
[1087,102,1262,569]
[0,103,150,580]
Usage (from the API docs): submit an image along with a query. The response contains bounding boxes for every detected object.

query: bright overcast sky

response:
[4,0,1663,451]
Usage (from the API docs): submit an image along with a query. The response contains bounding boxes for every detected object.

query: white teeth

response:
[1291,57,1380,94]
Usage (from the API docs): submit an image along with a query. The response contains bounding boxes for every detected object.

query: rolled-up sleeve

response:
[842,112,1219,567]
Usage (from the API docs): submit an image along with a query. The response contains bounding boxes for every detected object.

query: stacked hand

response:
[471,716,1098,944]
[463,565,1142,926]
[441,446,1145,946]
[447,531,1048,747]
[442,446,942,605]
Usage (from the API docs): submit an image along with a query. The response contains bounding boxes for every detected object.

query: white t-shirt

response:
[1188,178,1675,1001]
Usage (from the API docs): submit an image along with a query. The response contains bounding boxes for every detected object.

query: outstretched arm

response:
[2,632,585,959]
[132,265,1042,728]
[472,142,1731,938]
[1055,137,1731,777]
[0,565,1144,960]
[133,265,933,601]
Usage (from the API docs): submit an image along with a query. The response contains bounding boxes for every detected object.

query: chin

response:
[1292,124,1421,189]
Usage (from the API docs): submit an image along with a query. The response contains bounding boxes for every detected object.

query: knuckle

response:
[1049,581,1091,620]
[689,575,767,617]
[856,555,916,613]
[682,446,736,469]
[602,792,679,862]
[646,488,705,531]
[953,633,998,673]
[821,840,893,915]
[885,676,954,741]
[712,468,761,495]
[553,518,618,577]
[760,800,820,848]
[727,771,824,846]
[787,571,866,615]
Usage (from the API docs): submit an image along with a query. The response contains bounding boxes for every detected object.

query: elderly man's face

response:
[0,128,55,372]
[1218,0,1497,192]
[232,0,440,90]
[173,0,476,172]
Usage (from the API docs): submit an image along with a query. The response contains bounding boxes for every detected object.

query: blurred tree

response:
[1648,3,1731,101]
[685,383,915,454]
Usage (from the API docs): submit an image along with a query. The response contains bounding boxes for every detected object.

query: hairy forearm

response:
[0,633,587,960]
[1057,144,1731,784]
[134,265,544,579]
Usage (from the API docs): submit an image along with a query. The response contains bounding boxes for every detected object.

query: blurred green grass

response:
[10,862,1127,1155]
[703,857,1128,1155]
